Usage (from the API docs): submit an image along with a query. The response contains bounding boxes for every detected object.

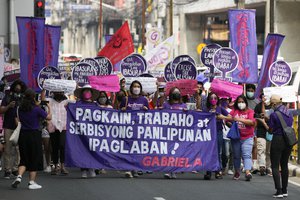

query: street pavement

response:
[1,170,300,200]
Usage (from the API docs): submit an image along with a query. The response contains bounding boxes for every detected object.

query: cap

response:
[270,94,282,104]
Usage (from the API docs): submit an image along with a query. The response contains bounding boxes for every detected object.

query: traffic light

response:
[34,0,45,18]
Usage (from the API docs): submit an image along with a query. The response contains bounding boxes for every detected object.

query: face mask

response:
[54,93,64,101]
[98,97,107,105]
[83,91,92,100]
[210,99,217,106]
[246,91,254,99]
[172,93,181,100]
[132,88,140,95]
[238,102,246,110]
[159,92,165,97]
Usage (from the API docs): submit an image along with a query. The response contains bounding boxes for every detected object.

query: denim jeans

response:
[222,139,233,170]
[217,130,224,170]
[231,137,254,171]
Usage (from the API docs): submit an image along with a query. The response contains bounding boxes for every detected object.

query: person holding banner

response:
[11,89,52,190]
[73,85,100,178]
[163,87,187,179]
[203,92,229,180]
[120,80,149,178]
[153,83,166,109]
[97,91,113,109]
[268,95,293,198]
[229,95,255,181]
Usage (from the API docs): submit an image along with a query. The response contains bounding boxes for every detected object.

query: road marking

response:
[289,180,300,187]
[154,197,166,200]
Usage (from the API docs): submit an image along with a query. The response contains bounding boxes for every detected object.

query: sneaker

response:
[132,171,139,178]
[28,181,42,190]
[89,169,96,178]
[11,170,18,177]
[215,171,223,179]
[44,166,51,173]
[273,191,283,198]
[60,168,69,175]
[11,175,22,188]
[81,170,88,178]
[260,167,266,176]
[233,172,240,180]
[204,172,212,180]
[227,169,234,175]
[137,171,143,176]
[4,171,11,179]
[283,192,288,197]
[245,173,252,181]
[170,173,177,179]
[164,173,171,179]
[125,171,133,178]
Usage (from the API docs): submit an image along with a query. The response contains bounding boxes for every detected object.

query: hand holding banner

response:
[166,79,198,96]
[125,77,157,94]
[210,79,243,101]
[43,79,77,93]
[88,75,120,92]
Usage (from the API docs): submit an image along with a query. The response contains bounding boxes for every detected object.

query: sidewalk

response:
[288,162,300,177]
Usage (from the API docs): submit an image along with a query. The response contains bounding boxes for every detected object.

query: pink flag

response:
[210,79,243,101]
[88,75,120,92]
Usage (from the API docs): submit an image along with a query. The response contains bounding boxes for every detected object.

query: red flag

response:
[97,21,134,65]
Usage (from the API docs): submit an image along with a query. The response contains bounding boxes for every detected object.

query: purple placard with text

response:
[37,66,61,89]
[164,62,176,82]
[120,54,146,77]
[80,58,101,75]
[171,55,196,73]
[65,104,219,172]
[174,60,197,80]
[200,43,221,80]
[72,62,97,86]
[94,56,113,75]
[269,60,292,87]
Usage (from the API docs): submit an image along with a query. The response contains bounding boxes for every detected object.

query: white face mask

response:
[159,92,165,97]
[238,102,246,110]
[132,88,141,95]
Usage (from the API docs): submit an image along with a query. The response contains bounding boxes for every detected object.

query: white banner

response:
[144,35,174,71]
[43,79,77,94]
[146,28,162,53]
[125,77,157,94]
[263,86,297,103]
[0,37,4,78]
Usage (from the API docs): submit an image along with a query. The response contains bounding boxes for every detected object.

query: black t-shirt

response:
[1,94,19,130]
[254,102,270,138]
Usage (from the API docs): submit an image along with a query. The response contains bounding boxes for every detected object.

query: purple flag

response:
[65,103,220,172]
[255,34,285,97]
[44,25,61,67]
[229,9,258,83]
[16,17,45,90]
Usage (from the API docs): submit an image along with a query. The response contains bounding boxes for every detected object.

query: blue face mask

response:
[247,91,254,99]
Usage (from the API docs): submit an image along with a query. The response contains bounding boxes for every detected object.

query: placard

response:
[43,79,77,93]
[88,75,120,92]
[268,60,292,87]
[120,54,146,77]
[174,60,197,80]
[125,77,157,94]
[200,43,221,80]
[94,56,113,75]
[164,62,176,82]
[171,55,196,73]
[80,58,101,75]
[72,63,97,86]
[263,85,297,103]
[165,79,198,96]
[37,66,61,89]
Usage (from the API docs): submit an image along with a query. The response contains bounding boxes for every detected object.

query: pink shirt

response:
[230,109,255,140]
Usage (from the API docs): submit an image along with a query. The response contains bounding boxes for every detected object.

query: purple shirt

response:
[120,96,149,111]
[205,106,228,131]
[269,109,293,136]
[19,106,47,130]
[163,102,187,110]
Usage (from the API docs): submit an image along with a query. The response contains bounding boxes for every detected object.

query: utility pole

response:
[270,0,275,33]
[142,0,146,50]
[236,0,245,9]
[170,0,173,36]
[99,0,103,49]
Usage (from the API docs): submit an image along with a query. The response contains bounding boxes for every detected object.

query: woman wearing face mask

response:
[229,95,255,181]
[73,85,100,178]
[153,84,166,109]
[97,91,113,108]
[203,93,229,180]
[120,81,149,178]
[163,87,187,179]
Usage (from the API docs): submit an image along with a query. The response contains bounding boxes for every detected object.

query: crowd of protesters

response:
[0,76,296,197]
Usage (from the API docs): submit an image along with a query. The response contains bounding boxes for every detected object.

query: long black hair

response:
[206,92,219,109]
[10,79,27,93]
[234,95,248,110]
[19,88,36,112]
[129,80,143,96]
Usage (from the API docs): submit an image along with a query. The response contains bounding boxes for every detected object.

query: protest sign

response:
[268,60,292,87]
[263,86,297,102]
[146,28,162,53]
[94,56,113,75]
[120,54,146,77]
[65,104,219,172]
[174,60,197,80]
[125,77,157,94]
[43,79,77,93]
[72,62,97,86]
[139,73,154,78]
[229,9,258,83]
[166,79,198,96]
[58,61,78,79]
[171,55,196,73]
[80,58,101,75]
[132,53,148,72]
[88,75,120,92]
[37,66,61,89]
[200,43,221,81]
[213,47,238,81]
[210,79,243,101]
[164,62,176,82]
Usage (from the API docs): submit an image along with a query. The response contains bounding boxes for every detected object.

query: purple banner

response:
[44,25,61,67]
[17,17,45,90]
[65,104,219,172]
[269,60,292,87]
[255,34,285,97]
[229,9,258,83]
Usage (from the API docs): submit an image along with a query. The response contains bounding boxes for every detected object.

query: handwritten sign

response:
[94,56,113,75]
[269,60,292,87]
[125,77,157,94]
[263,85,297,103]
[164,62,176,82]
[120,54,146,77]
[88,75,120,92]
[43,79,77,93]
[171,55,196,73]
[37,66,61,89]
[72,63,97,86]
[200,43,221,80]
[166,79,198,96]
[58,61,79,79]
[213,47,238,81]
[174,60,197,80]
[80,58,101,75]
